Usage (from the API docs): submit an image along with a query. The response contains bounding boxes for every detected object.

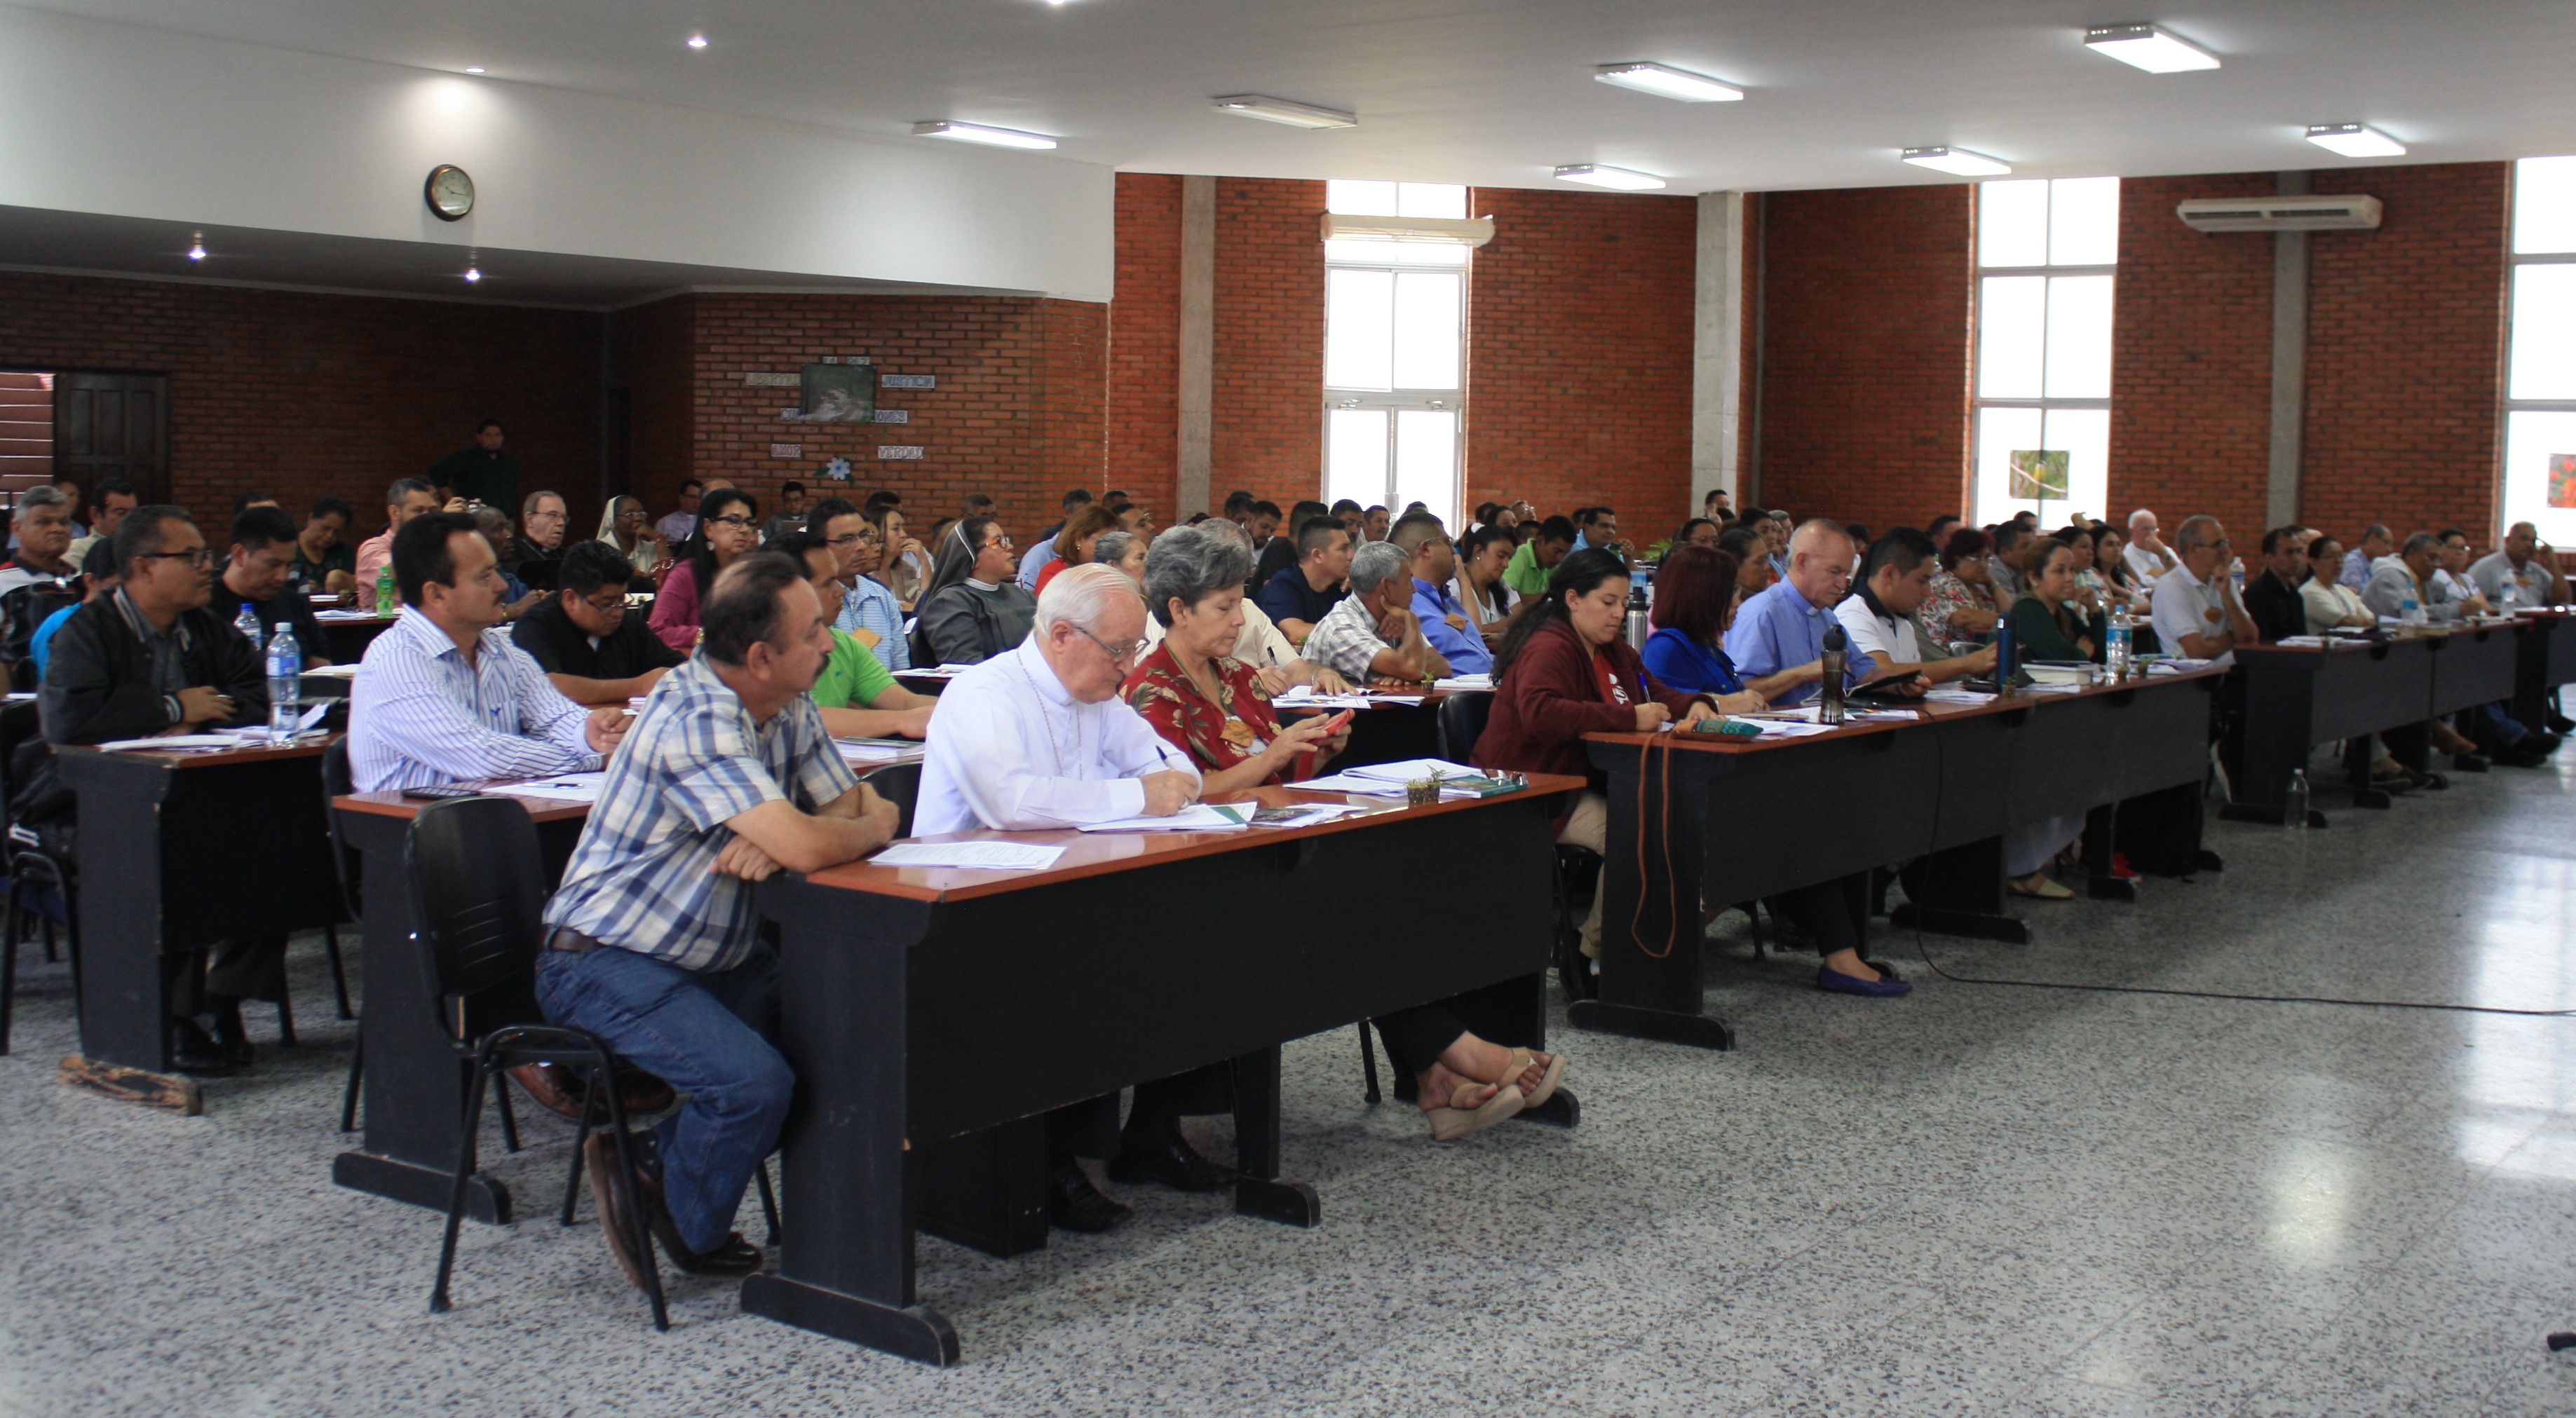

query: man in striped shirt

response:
[347,512,628,792]
[539,552,898,1285]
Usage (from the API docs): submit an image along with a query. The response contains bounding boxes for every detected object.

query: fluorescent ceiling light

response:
[187,232,205,261]
[1212,95,1358,130]
[912,120,1059,151]
[2305,123,2406,158]
[1594,62,1743,103]
[2082,23,2219,73]
[686,34,708,49]
[463,65,485,74]
[1554,163,1667,191]
[1902,146,2012,177]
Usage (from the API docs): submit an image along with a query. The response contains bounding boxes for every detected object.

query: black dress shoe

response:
[1108,1133,1234,1193]
[1045,1162,1131,1234]
[2490,746,2548,768]
[202,999,255,1068]
[2547,713,2573,735]
[166,1018,236,1077]
[2518,732,2561,757]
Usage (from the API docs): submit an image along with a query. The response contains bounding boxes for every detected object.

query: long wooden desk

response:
[53,739,345,1112]
[328,791,589,1221]
[900,669,1453,772]
[1571,671,2224,1050]
[2509,608,2576,728]
[741,775,1581,1366]
[315,612,400,664]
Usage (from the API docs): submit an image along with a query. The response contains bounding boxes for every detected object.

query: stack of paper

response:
[314,608,385,622]
[1433,674,1493,691]
[872,840,1064,871]
[1923,687,1995,704]
[1269,686,1378,709]
[1073,803,1251,833]
[835,737,926,763]
[484,773,608,805]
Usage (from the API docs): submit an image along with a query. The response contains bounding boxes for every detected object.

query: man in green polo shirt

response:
[1502,514,1575,598]
[785,531,937,739]
[430,417,522,511]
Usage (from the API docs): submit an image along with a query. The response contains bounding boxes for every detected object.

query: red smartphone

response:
[1321,709,1356,734]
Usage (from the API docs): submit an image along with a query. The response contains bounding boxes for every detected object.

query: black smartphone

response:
[400,785,482,800]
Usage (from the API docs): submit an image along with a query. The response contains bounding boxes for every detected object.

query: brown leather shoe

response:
[507,1062,676,1121]
[648,1200,764,1276]
[581,1134,656,1293]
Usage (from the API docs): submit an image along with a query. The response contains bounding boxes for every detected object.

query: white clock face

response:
[427,166,475,220]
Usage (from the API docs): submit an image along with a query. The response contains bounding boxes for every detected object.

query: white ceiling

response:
[21,0,2576,193]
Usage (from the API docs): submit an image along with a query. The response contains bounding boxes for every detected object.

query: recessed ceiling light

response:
[2082,23,2219,73]
[187,232,205,261]
[2305,123,2405,158]
[912,120,1059,151]
[1901,146,2012,177]
[463,65,485,74]
[686,34,709,49]
[463,254,482,283]
[1594,62,1743,102]
[1211,95,1358,130]
[1554,163,1667,191]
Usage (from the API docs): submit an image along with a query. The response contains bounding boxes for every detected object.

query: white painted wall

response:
[0,5,1113,301]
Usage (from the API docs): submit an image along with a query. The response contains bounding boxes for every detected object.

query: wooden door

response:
[53,371,169,505]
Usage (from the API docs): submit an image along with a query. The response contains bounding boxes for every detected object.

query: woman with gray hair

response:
[1123,524,1563,1140]
[1090,529,1146,586]
[1142,519,1350,695]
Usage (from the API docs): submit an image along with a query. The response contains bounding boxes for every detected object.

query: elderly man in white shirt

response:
[2122,509,2179,585]
[913,562,1222,1232]
[2148,514,2257,667]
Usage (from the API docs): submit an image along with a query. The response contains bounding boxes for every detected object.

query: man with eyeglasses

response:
[811,496,907,671]
[1726,519,1920,706]
[41,505,269,1075]
[916,562,1202,1231]
[2148,514,2256,667]
[511,540,685,704]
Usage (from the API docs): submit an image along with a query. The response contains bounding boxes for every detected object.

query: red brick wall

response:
[1212,177,1326,511]
[1109,173,1181,517]
[2300,161,2509,542]
[0,269,602,534]
[667,292,1108,539]
[1755,184,1974,533]
[612,294,695,524]
[1463,187,1697,532]
[2108,172,2279,540]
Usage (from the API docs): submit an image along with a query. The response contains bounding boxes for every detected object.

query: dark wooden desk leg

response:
[1892,838,2031,944]
[2080,804,2138,902]
[1228,1047,1319,1227]
[2220,669,2309,824]
[741,904,957,1367]
[2341,737,2394,810]
[57,759,204,1113]
[331,817,508,1222]
[1570,751,1735,1050]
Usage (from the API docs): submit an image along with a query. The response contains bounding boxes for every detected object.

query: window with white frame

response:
[1323,180,1467,529]
[2504,155,2576,543]
[1972,177,2119,525]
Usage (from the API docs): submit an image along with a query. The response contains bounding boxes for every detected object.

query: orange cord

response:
[1627,730,1679,958]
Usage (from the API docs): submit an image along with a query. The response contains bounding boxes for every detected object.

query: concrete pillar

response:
[2267,170,2310,530]
[1693,191,1747,514]
[1177,175,1216,518]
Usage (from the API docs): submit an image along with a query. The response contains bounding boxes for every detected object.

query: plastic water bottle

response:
[266,624,301,737]
[233,602,263,646]
[1819,625,1848,725]
[2401,592,2425,627]
[2284,768,2311,830]
[2106,606,2133,678]
[375,564,396,615]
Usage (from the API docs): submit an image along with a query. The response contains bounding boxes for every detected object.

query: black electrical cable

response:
[1894,687,2576,1019]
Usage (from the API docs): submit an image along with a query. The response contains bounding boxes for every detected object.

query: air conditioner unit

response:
[1319,213,1496,247]
[2176,195,2382,233]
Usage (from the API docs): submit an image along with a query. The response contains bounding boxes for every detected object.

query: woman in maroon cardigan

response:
[1473,550,1717,965]
[1476,547,1913,1000]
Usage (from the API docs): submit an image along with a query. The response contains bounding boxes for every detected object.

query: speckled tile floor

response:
[6,754,2576,1417]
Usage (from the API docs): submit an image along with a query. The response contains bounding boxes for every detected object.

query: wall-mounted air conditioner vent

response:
[2176,195,2382,233]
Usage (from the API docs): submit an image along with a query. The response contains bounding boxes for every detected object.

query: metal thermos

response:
[1625,582,1651,650]
[1819,625,1848,725]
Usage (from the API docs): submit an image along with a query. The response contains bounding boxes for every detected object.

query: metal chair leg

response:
[273,978,297,1048]
[597,1068,670,1332]
[339,1033,365,1133]
[40,911,56,964]
[429,1051,495,1314]
[754,1157,781,1246]
[493,1075,522,1154]
[323,922,353,1021]
[1357,1022,1381,1104]
[561,1077,601,1228]
[0,896,16,1058]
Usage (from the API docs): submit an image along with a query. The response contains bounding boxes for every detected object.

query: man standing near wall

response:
[430,418,522,512]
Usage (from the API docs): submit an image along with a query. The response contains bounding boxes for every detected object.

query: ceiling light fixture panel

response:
[1554,163,1667,191]
[1211,95,1358,129]
[2082,23,2219,72]
[912,120,1059,150]
[1901,145,2012,176]
[463,65,485,74]
[2305,123,2405,158]
[1594,62,1743,102]
[686,34,709,49]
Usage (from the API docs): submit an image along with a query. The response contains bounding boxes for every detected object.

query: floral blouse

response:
[1918,569,1995,647]
[1122,643,1288,784]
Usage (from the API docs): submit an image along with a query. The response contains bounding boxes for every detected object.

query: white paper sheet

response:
[1337,758,1484,784]
[870,840,1065,871]
[96,735,250,752]
[1074,803,1251,833]
[483,772,608,804]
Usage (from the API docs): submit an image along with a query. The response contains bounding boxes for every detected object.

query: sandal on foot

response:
[2008,875,2074,900]
[1500,1049,1564,1112]
[1427,1082,1523,1141]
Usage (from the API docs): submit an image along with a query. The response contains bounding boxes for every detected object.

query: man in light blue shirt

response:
[1390,513,1491,675]
[810,497,909,671]
[1018,486,1094,591]
[1726,519,1918,706]
[2340,524,2392,591]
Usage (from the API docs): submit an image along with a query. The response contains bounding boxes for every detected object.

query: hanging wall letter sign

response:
[771,443,804,458]
[879,374,937,391]
[876,445,925,461]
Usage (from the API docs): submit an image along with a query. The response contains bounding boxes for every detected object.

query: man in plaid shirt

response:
[538,552,899,1286]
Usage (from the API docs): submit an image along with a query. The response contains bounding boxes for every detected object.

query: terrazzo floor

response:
[5,754,2576,1416]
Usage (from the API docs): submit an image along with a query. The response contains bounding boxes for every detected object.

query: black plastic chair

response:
[1,703,76,1056]
[407,796,669,1330]
[322,739,367,1131]
[862,760,923,838]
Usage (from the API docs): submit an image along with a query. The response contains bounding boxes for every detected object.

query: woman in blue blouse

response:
[1640,545,1790,712]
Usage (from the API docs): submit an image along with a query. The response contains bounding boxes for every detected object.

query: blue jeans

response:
[535,943,792,1254]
